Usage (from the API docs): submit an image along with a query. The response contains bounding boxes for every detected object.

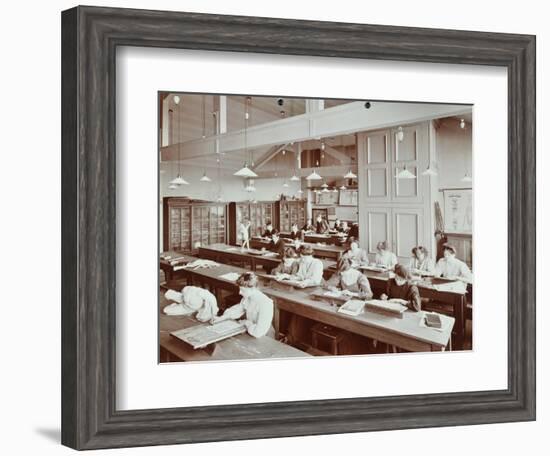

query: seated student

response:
[163,285,219,321]
[262,221,275,239]
[333,218,341,231]
[302,218,315,233]
[375,241,398,269]
[212,272,274,338]
[408,246,435,275]
[315,214,330,234]
[268,230,286,258]
[381,264,422,312]
[343,239,369,266]
[288,222,304,241]
[291,245,324,288]
[324,257,373,298]
[348,222,359,239]
[339,220,350,234]
[434,243,473,283]
[272,247,299,275]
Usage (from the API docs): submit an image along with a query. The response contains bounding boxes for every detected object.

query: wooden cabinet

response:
[163,198,227,253]
[275,200,306,232]
[358,122,436,262]
[228,201,276,245]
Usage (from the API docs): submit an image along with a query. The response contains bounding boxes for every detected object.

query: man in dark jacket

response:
[315,215,330,234]
[268,230,286,258]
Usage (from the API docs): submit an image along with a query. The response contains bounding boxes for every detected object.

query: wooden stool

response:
[310,323,348,355]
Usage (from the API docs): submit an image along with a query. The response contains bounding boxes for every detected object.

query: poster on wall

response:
[442,188,472,234]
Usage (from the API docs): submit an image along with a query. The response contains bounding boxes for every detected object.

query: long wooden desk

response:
[161,251,466,351]
[159,292,309,361]
[351,267,468,350]
[280,232,347,245]
[250,237,345,260]
[159,252,198,282]
[266,287,454,352]
[198,243,336,273]
[161,260,454,353]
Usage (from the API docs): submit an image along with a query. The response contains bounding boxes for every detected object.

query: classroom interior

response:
[158,93,473,362]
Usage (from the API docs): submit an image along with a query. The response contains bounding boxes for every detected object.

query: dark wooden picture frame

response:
[61,6,536,450]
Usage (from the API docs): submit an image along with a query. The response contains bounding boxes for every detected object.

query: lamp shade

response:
[344,170,357,179]
[234,164,258,178]
[306,170,322,180]
[290,174,300,181]
[170,175,189,185]
[421,166,438,176]
[461,173,472,182]
[200,172,212,182]
[396,167,416,179]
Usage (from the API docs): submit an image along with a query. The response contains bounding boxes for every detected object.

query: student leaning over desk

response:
[212,272,275,338]
[324,257,373,299]
[292,245,324,288]
[408,245,435,275]
[381,264,422,312]
[272,247,299,275]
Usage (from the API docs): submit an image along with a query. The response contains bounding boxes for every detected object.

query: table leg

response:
[455,295,465,350]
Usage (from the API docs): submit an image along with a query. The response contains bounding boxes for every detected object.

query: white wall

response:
[437,119,472,189]
[0,1,546,456]
[435,119,473,223]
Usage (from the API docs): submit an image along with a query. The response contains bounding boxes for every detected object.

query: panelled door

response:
[392,207,424,264]
[360,130,391,203]
[364,207,392,260]
[391,124,423,204]
[363,206,424,264]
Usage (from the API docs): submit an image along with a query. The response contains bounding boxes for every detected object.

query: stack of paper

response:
[419,312,453,332]
[184,259,220,269]
[364,299,407,318]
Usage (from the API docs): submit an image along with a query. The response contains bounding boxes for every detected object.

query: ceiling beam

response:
[323,145,353,164]
[160,101,471,162]
[252,144,289,170]
[254,164,358,180]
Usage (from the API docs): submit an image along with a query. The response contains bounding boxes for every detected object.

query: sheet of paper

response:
[323,290,343,298]
[210,319,245,334]
[219,272,240,282]
[432,281,467,293]
[338,299,366,316]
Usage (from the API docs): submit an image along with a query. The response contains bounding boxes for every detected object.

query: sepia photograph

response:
[158,93,473,362]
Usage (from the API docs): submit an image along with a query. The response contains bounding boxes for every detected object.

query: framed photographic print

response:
[61,5,536,450]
